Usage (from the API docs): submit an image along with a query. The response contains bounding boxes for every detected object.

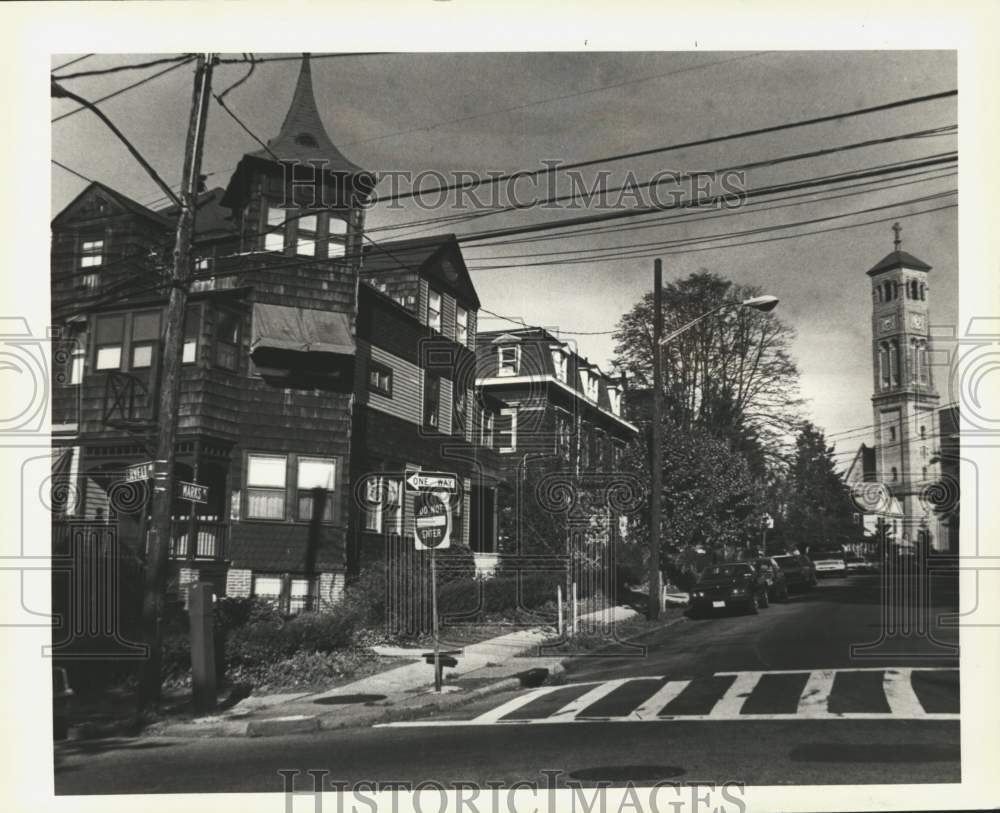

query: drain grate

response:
[313,694,387,705]
[569,765,685,782]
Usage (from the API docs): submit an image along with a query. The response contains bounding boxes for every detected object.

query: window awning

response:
[250,302,355,391]
[251,302,354,357]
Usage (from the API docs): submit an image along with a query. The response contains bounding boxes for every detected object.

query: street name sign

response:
[177,480,209,504]
[126,461,154,482]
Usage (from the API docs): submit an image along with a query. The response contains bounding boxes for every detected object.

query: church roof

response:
[866,250,932,276]
[249,54,367,176]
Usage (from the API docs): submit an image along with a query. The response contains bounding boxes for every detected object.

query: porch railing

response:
[168,519,228,560]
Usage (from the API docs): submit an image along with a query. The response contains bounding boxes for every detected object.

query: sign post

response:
[409,471,459,692]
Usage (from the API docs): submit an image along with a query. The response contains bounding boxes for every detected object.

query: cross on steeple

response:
[892,222,902,252]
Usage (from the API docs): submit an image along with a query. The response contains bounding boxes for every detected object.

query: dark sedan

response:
[689,562,769,616]
[773,553,818,592]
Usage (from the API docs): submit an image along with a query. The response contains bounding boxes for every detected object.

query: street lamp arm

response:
[658,295,779,346]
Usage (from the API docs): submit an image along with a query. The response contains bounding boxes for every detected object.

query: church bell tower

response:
[868,223,941,548]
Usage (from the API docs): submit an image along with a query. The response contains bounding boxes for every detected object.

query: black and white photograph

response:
[2,3,999,812]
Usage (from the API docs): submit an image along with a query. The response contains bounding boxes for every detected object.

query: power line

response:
[52,54,195,81]
[370,89,957,205]
[52,54,93,73]
[215,52,389,65]
[341,52,777,148]
[52,55,197,123]
[51,158,93,185]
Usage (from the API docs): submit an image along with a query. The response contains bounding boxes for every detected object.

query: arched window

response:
[922,466,928,480]
[884,281,893,301]
[920,283,926,301]
[879,343,890,388]
[920,425,926,439]
[889,339,899,386]
[891,467,898,482]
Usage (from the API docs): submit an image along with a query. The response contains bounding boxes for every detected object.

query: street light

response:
[647,268,778,621]
[658,294,780,345]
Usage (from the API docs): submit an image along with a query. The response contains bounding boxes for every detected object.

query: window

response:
[427,289,442,332]
[480,409,494,448]
[456,306,468,345]
[327,216,347,259]
[453,387,467,433]
[587,374,600,402]
[891,467,898,482]
[78,238,104,289]
[182,307,200,364]
[609,386,622,416]
[297,457,336,522]
[67,324,86,384]
[289,579,315,614]
[129,310,160,370]
[252,575,283,604]
[191,257,214,292]
[424,373,441,429]
[551,348,567,382]
[922,466,928,480]
[363,476,402,535]
[94,314,125,370]
[214,310,240,371]
[888,425,896,442]
[367,361,393,397]
[580,424,591,468]
[497,345,519,377]
[498,407,517,453]
[920,425,927,439]
[296,213,318,256]
[246,453,287,520]
[265,206,286,252]
[556,411,572,461]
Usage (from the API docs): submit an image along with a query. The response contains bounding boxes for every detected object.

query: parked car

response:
[689,562,770,616]
[844,552,874,573]
[809,546,847,578]
[53,667,74,740]
[773,554,817,592]
[753,556,790,602]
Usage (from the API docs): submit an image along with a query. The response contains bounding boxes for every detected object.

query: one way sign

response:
[404,470,458,493]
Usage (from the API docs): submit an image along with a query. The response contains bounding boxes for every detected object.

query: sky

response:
[51,51,958,465]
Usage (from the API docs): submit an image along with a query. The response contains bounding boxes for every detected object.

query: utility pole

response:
[137,54,215,711]
[648,259,663,620]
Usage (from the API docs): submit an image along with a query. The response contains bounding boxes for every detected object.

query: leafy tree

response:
[613,270,803,468]
[781,421,858,547]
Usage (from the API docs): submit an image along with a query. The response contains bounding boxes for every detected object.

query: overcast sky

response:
[51,50,957,463]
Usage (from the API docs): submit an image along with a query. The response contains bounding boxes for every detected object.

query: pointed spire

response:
[250,53,367,176]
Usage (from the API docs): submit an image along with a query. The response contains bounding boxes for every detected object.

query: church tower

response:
[868,223,941,548]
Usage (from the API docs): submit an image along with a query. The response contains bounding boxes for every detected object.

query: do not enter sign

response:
[414,491,451,550]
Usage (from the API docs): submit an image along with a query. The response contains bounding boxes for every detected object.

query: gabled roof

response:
[51,180,172,228]
[249,54,367,176]
[362,234,481,309]
[866,250,932,276]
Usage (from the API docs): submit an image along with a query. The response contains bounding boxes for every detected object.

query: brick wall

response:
[319,571,345,606]
[225,567,252,598]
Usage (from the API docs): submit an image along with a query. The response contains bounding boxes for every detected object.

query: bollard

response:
[189,582,217,714]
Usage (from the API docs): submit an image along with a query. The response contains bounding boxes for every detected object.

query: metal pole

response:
[431,546,441,692]
[648,259,663,620]
[138,54,214,711]
[557,583,564,637]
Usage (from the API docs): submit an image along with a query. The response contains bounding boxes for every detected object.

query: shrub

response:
[223,616,288,669]
[437,574,566,616]
[283,608,360,653]
[433,545,478,584]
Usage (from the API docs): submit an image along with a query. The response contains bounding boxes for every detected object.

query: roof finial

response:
[892,222,902,252]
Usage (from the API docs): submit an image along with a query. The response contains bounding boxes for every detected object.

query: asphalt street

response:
[54,573,960,794]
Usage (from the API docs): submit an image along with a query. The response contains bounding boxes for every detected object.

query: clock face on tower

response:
[910,313,925,330]
[880,315,896,333]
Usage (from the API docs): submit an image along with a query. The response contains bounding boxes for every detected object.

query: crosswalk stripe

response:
[630,680,691,720]
[883,668,927,717]
[797,670,836,717]
[472,684,564,723]
[548,679,631,721]
[710,671,762,717]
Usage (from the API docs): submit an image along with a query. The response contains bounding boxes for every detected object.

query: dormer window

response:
[580,368,599,401]
[328,217,347,259]
[609,386,622,416]
[427,289,442,332]
[498,345,520,377]
[456,306,468,346]
[79,238,104,289]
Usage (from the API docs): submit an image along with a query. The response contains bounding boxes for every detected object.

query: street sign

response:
[414,491,451,550]
[405,470,458,493]
[177,480,209,504]
[126,461,154,482]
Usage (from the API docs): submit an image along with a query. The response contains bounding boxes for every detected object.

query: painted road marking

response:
[377,668,959,728]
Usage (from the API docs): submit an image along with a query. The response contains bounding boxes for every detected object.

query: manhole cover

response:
[313,694,387,705]
[569,765,685,782]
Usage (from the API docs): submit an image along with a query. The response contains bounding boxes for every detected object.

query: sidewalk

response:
[146,604,651,739]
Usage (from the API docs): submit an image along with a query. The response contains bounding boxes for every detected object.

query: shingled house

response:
[49,56,500,613]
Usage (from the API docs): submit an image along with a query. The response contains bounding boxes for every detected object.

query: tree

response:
[613,270,803,468]
[781,421,858,547]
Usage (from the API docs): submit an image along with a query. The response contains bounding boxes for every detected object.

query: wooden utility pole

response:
[648,259,663,620]
[137,54,215,711]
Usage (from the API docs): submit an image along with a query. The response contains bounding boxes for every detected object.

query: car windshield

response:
[774,556,797,568]
[811,549,844,559]
[700,564,751,580]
